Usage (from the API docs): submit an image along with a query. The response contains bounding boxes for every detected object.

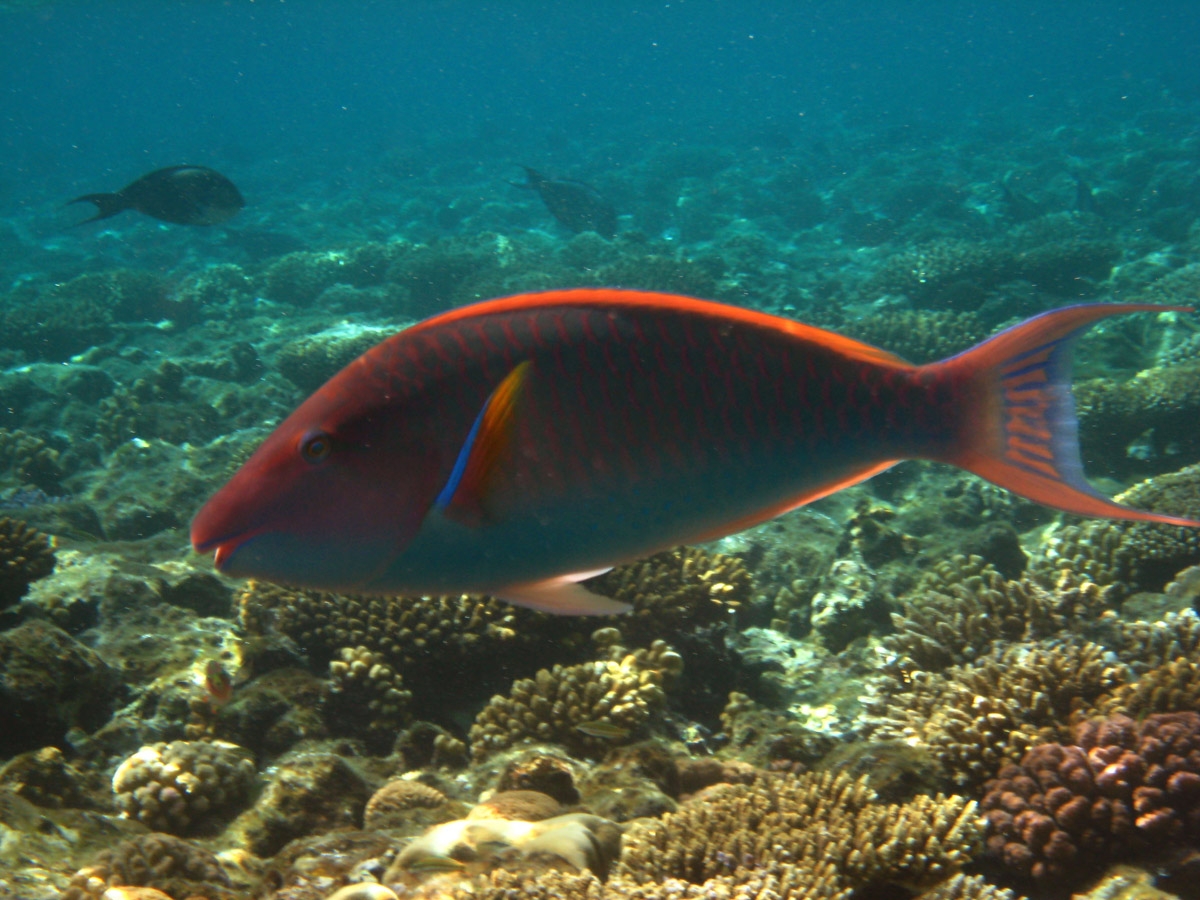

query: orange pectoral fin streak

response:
[437,360,533,524]
[689,460,901,543]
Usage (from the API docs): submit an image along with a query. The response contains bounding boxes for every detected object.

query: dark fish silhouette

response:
[69,165,244,226]
[511,166,617,239]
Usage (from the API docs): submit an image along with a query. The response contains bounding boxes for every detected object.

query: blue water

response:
[3,1,1198,221]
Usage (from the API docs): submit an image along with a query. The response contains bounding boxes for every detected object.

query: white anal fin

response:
[495,569,629,616]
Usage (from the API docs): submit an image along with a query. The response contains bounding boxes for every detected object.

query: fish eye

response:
[299,431,333,463]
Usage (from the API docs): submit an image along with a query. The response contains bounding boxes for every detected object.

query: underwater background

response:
[3,2,1200,899]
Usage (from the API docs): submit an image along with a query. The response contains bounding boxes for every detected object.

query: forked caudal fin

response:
[935,303,1200,527]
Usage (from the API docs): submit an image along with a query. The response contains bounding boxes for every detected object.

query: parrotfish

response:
[191,290,1200,615]
[69,165,244,226]
[510,166,617,238]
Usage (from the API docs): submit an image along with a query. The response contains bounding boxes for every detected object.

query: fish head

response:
[191,379,443,592]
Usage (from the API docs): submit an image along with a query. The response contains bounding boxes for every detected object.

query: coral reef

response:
[881,558,1111,673]
[617,770,981,895]
[831,309,989,364]
[1074,363,1200,478]
[1031,463,1200,598]
[468,641,682,760]
[982,712,1200,889]
[865,641,1126,790]
[362,779,454,831]
[0,515,56,609]
[586,546,752,643]
[111,739,256,835]
[0,619,120,757]
[327,645,414,750]
[232,744,373,857]
[59,833,235,900]
[0,427,69,492]
[275,326,392,393]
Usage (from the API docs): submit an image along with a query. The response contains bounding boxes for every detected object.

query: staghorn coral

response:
[865,641,1127,790]
[587,546,751,641]
[111,740,256,835]
[59,833,234,900]
[0,515,55,609]
[982,712,1200,889]
[882,558,1112,673]
[1030,463,1200,599]
[617,769,981,894]
[468,641,682,761]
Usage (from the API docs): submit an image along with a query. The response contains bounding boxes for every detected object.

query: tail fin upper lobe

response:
[67,192,127,224]
[932,303,1200,527]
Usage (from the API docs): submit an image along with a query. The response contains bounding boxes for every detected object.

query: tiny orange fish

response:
[204,659,234,707]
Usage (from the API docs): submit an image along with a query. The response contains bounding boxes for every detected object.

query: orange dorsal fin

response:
[436,360,533,524]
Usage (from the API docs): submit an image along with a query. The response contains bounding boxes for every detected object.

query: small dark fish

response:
[511,166,617,239]
[204,659,235,706]
[69,165,244,226]
[999,171,1042,222]
[576,720,630,740]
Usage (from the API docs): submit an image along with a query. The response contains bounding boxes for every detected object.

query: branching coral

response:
[238,581,537,674]
[865,642,1127,790]
[881,557,1112,674]
[617,770,981,894]
[1073,362,1200,478]
[834,310,989,365]
[468,641,682,760]
[0,515,55,609]
[327,645,414,749]
[0,428,68,492]
[587,546,751,642]
[982,712,1200,888]
[1030,463,1200,598]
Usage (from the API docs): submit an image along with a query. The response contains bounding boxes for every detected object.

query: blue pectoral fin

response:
[436,360,533,525]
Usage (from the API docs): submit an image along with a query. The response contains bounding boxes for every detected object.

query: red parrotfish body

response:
[191,289,1200,615]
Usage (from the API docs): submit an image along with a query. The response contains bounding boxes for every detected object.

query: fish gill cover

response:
[0,2,1199,899]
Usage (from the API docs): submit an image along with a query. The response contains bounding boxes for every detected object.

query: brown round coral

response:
[0,516,55,609]
[470,789,561,822]
[982,712,1200,888]
[362,779,450,831]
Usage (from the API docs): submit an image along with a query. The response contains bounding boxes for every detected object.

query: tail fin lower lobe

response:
[933,303,1200,527]
[67,192,127,224]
